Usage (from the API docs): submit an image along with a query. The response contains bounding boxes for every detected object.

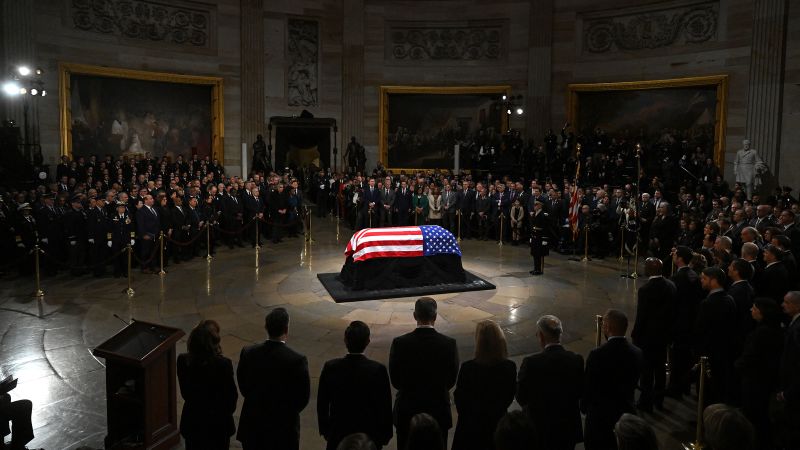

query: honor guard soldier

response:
[13,203,38,276]
[529,200,550,275]
[110,201,134,278]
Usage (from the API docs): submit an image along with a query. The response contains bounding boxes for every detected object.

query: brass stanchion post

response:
[125,244,134,296]
[255,217,261,250]
[206,224,213,261]
[498,213,505,246]
[368,209,373,228]
[686,356,709,450]
[158,232,166,276]
[595,315,603,347]
[336,204,340,241]
[306,209,315,243]
[414,210,419,226]
[618,227,625,262]
[33,245,44,297]
[456,210,462,243]
[582,224,590,261]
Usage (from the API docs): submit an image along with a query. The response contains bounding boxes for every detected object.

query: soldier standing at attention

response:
[530,200,550,275]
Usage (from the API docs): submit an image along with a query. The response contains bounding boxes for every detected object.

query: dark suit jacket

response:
[135,206,160,239]
[757,261,791,304]
[176,354,238,441]
[735,321,784,401]
[362,187,382,214]
[671,266,704,341]
[582,337,642,448]
[516,345,584,448]
[632,276,677,348]
[694,290,738,363]
[236,340,310,449]
[317,354,393,450]
[394,189,412,213]
[780,317,800,406]
[452,359,517,450]
[388,328,459,431]
[728,280,756,341]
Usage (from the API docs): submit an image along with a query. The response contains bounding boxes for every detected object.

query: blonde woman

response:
[452,320,517,450]
[428,185,443,225]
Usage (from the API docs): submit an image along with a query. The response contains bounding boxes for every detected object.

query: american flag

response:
[568,145,582,239]
[345,225,462,263]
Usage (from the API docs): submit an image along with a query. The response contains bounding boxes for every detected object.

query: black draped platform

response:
[317,270,495,303]
[339,254,466,290]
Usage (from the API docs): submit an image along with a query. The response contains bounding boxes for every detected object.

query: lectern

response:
[92,320,185,450]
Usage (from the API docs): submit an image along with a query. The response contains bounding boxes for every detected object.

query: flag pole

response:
[568,143,582,262]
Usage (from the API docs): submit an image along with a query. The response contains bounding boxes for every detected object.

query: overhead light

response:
[41,90,46,97]
[35,68,43,75]
[30,88,38,96]
[19,87,27,95]
[516,107,524,115]
[502,95,508,101]
[506,109,512,115]
[18,66,31,76]
[2,81,20,96]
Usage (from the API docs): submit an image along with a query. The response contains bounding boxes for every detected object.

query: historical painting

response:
[59,63,224,160]
[568,75,728,170]
[287,18,319,106]
[380,86,510,171]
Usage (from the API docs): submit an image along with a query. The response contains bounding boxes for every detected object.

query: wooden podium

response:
[92,320,185,450]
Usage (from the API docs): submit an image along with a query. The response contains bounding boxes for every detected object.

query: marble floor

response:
[0,218,697,450]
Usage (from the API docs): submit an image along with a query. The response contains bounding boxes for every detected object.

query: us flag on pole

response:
[345,225,462,263]
[568,153,582,240]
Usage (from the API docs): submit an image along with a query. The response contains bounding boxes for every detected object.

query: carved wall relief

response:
[286,18,319,107]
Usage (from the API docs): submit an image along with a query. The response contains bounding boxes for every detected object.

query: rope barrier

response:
[41,246,129,270]
[165,225,210,246]
[132,240,160,266]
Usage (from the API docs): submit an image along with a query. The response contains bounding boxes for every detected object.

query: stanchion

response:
[255,217,261,250]
[32,245,44,298]
[255,244,260,269]
[368,209,373,228]
[206,224,213,261]
[582,224,591,262]
[685,356,709,450]
[158,232,166,276]
[306,209,315,243]
[414,211,419,226]
[618,227,625,262]
[125,244,134,296]
[456,210,462,243]
[498,213,505,246]
[595,315,603,347]
[336,205,340,241]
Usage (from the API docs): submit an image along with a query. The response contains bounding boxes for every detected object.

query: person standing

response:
[631,257,677,412]
[269,184,289,244]
[135,194,160,274]
[317,321,392,450]
[516,315,584,450]
[775,291,800,447]
[389,298,459,450]
[668,246,705,398]
[582,309,642,450]
[177,320,238,450]
[64,195,88,276]
[379,180,395,227]
[695,267,738,404]
[110,201,134,278]
[529,201,550,275]
[237,308,310,450]
[394,181,412,227]
[452,320,517,450]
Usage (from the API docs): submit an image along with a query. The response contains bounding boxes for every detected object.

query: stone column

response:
[526,0,553,137]
[745,0,788,175]
[341,0,365,170]
[240,0,265,170]
[1,0,35,128]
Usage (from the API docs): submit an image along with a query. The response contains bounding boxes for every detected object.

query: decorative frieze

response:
[387,22,505,61]
[286,18,319,107]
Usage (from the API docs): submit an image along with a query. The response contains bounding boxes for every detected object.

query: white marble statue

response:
[734,139,767,198]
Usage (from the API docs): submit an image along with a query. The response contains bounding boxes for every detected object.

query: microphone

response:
[113,314,131,326]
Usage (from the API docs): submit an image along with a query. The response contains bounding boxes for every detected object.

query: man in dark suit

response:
[582,309,642,450]
[388,298,458,450]
[757,245,792,304]
[632,257,677,411]
[458,181,475,239]
[394,181,412,226]
[696,267,739,404]
[776,291,800,446]
[379,179,395,228]
[318,321,392,450]
[268,183,289,243]
[135,194,160,274]
[727,258,756,343]
[516,315,584,450]
[360,178,381,229]
[237,307,310,450]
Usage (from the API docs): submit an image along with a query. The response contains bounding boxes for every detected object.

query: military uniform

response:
[530,209,551,275]
[87,204,109,277]
[63,199,88,276]
[110,206,135,277]
[13,204,38,276]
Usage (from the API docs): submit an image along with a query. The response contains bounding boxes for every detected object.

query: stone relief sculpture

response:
[71,0,210,47]
[388,23,504,61]
[287,18,319,107]
[583,2,718,53]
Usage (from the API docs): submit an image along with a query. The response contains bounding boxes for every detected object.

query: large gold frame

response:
[567,75,728,172]
[379,85,511,172]
[59,63,224,160]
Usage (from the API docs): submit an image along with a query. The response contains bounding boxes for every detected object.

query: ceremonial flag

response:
[345,225,462,262]
[568,146,582,239]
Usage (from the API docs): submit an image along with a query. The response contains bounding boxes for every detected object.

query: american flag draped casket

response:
[339,225,465,290]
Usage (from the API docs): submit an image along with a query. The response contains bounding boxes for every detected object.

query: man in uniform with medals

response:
[530,200,550,275]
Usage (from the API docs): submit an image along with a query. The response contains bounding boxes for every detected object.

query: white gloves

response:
[70,240,77,246]
[41,238,49,244]
[130,239,135,246]
[88,238,95,244]
[107,241,112,248]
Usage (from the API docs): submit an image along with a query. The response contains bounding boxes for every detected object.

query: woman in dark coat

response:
[177,319,238,450]
[452,320,517,450]
[734,297,785,450]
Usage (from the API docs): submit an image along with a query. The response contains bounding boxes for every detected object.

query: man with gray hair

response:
[516,315,584,450]
[776,291,800,447]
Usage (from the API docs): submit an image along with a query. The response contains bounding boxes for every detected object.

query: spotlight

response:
[19,87,27,95]
[35,68,43,75]
[18,66,31,76]
[506,108,512,115]
[41,90,46,97]
[516,107,524,115]
[30,88,38,96]
[2,81,20,96]
[502,95,508,101]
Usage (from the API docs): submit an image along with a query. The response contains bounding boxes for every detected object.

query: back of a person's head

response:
[336,432,377,450]
[265,307,290,338]
[703,404,755,450]
[604,309,629,336]
[406,413,443,450]
[414,297,438,323]
[187,319,221,363]
[494,410,541,450]
[615,413,659,450]
[474,319,508,364]
[345,320,370,353]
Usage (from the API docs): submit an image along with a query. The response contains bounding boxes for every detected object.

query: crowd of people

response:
[173,296,800,450]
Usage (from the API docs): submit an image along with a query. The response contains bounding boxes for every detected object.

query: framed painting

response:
[379,85,510,172]
[59,63,224,161]
[567,75,728,171]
